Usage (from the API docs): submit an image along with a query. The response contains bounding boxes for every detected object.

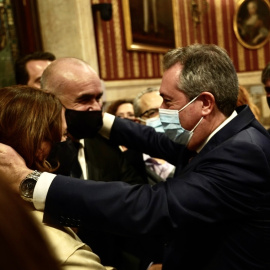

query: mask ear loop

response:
[177,95,202,132]
[138,118,146,123]
[191,117,203,132]
[178,95,200,113]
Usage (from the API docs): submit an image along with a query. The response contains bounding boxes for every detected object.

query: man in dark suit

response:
[1,44,270,270]
[40,57,148,269]
[41,57,147,185]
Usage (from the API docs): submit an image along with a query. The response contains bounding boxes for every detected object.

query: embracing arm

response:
[100,113,184,165]
[43,134,269,236]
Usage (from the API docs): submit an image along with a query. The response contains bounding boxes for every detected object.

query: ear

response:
[198,92,215,117]
[36,141,51,161]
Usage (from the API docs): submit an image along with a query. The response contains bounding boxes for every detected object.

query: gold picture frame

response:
[233,0,270,50]
[122,0,177,53]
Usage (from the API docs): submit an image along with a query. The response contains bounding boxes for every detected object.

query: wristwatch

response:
[19,170,42,202]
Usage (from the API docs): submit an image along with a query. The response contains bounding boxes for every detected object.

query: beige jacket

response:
[31,210,115,270]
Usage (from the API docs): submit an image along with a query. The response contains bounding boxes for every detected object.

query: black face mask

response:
[47,138,78,176]
[267,97,270,109]
[65,109,103,139]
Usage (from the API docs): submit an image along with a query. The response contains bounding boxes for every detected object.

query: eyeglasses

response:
[140,108,159,120]
[265,86,270,94]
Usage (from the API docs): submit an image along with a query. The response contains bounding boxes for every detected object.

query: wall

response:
[36,0,270,126]
[37,0,99,72]
[93,0,270,126]
[93,0,270,80]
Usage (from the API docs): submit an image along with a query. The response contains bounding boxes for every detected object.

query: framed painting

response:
[233,0,270,49]
[122,0,177,53]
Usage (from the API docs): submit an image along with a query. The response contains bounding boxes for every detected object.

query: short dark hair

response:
[261,62,270,85]
[15,51,56,85]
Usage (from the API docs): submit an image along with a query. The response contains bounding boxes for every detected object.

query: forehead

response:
[159,63,182,96]
[60,67,102,95]
[60,80,102,108]
[140,91,163,111]
[116,103,134,113]
[26,60,51,76]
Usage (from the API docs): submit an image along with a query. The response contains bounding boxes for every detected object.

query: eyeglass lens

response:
[140,108,159,119]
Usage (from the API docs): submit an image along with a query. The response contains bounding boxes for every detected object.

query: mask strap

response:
[178,95,199,113]
[138,118,146,123]
[191,117,203,132]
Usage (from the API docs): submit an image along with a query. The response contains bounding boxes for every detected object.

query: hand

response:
[148,264,162,270]
[0,143,32,194]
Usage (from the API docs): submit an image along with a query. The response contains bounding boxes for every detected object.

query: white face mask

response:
[159,95,203,145]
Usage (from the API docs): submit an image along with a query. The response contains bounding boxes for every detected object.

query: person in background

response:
[106,98,139,151]
[261,62,270,133]
[106,98,165,269]
[0,85,114,270]
[133,87,161,120]
[15,51,55,88]
[133,87,175,183]
[237,85,260,120]
[262,62,270,107]
[106,98,136,121]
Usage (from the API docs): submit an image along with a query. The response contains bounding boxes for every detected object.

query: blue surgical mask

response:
[145,117,164,133]
[159,96,202,145]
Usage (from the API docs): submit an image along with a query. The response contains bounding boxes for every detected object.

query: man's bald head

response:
[41,58,103,111]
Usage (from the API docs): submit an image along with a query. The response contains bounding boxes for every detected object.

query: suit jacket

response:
[83,135,156,269]
[49,135,148,185]
[84,135,148,184]
[31,211,115,270]
[44,105,270,270]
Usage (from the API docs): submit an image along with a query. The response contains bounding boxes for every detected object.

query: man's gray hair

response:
[163,44,239,117]
[133,87,159,117]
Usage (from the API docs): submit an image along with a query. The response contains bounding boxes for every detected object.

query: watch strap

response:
[20,170,42,202]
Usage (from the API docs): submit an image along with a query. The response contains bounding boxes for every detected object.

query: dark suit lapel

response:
[199,105,256,156]
[177,105,258,176]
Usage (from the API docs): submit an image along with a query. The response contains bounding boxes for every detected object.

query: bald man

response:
[40,57,149,270]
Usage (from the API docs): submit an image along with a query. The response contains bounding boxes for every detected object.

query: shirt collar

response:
[196,110,238,153]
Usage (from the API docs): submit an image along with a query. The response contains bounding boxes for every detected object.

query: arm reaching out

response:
[0,143,32,194]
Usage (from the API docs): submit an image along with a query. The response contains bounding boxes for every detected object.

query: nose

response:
[89,100,102,111]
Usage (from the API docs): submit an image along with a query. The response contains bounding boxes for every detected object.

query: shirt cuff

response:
[33,172,57,210]
[99,112,115,139]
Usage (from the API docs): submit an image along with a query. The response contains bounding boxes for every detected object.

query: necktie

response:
[70,142,83,178]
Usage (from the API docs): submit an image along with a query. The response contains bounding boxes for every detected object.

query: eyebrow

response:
[75,92,103,103]
[160,93,172,99]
